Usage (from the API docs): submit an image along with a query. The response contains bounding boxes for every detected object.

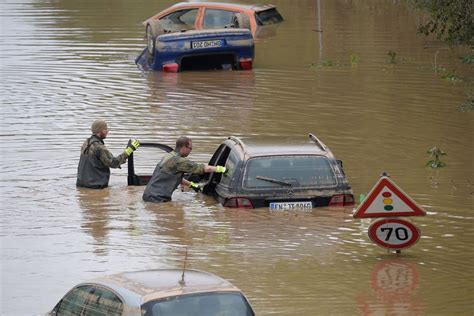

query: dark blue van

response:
[136,28,254,72]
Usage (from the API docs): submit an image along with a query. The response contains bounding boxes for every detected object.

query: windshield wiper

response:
[256,176,292,187]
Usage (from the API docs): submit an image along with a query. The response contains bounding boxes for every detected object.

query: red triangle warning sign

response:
[353,176,426,218]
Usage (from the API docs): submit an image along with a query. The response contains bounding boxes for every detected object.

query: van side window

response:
[160,9,198,31]
[203,9,237,29]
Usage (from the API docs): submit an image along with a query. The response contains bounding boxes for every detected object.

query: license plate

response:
[192,39,224,49]
[269,201,313,210]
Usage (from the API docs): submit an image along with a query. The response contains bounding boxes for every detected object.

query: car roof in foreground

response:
[91,269,241,303]
[228,136,330,157]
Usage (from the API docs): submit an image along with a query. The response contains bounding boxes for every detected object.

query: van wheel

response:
[146,21,164,56]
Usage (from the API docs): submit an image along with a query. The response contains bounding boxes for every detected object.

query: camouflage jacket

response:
[142,150,205,202]
[76,135,128,189]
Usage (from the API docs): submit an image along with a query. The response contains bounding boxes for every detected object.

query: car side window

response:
[203,9,237,29]
[219,151,237,186]
[160,9,198,31]
[82,286,123,316]
[54,285,94,315]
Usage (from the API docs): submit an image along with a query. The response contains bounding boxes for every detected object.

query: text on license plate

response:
[269,201,313,210]
[192,40,224,49]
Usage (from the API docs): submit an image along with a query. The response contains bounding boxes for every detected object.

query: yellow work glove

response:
[215,166,227,173]
[125,139,140,156]
[189,181,202,192]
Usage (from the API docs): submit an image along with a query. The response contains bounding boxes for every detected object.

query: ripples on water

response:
[1,0,473,315]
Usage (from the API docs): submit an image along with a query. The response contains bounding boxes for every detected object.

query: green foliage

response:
[459,98,474,112]
[311,60,337,68]
[411,0,474,47]
[426,147,447,168]
[350,53,359,68]
[387,50,397,64]
[441,73,462,81]
[460,55,474,64]
[311,53,360,69]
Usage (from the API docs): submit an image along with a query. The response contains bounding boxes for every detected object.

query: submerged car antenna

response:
[179,247,188,286]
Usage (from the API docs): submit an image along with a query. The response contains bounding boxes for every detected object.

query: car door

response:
[213,150,239,198]
[128,143,173,185]
[202,144,240,199]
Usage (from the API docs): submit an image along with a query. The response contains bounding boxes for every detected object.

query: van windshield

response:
[244,156,337,188]
[142,292,254,316]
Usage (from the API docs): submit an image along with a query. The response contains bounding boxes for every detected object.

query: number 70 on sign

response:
[368,218,421,250]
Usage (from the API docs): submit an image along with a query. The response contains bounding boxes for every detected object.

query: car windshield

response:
[244,155,337,189]
[141,292,254,316]
[255,8,283,25]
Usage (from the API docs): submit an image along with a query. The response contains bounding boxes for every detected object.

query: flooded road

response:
[1,0,473,315]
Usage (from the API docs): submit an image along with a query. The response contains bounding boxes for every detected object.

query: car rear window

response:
[255,8,283,26]
[243,156,337,189]
[142,292,254,316]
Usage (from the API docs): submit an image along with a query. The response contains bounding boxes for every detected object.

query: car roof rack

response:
[308,133,335,157]
[228,136,247,153]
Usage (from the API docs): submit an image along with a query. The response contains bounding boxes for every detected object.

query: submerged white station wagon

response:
[47,269,255,316]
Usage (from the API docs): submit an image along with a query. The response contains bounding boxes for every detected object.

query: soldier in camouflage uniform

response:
[142,136,227,203]
[77,120,140,189]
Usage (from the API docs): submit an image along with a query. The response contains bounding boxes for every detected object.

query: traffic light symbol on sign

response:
[382,191,393,211]
[353,177,426,218]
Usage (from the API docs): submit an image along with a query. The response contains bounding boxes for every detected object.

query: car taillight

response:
[162,63,179,72]
[224,197,254,208]
[329,194,355,207]
[239,58,253,70]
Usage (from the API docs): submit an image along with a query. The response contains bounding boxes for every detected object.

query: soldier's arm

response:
[97,144,128,168]
[175,157,205,174]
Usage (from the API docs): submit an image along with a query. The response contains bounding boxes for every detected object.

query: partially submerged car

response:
[128,134,354,210]
[143,2,284,38]
[136,27,255,72]
[48,269,255,315]
[135,2,283,72]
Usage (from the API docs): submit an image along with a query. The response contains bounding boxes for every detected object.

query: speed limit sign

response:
[368,218,420,250]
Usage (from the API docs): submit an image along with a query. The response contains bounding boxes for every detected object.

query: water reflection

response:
[143,202,190,246]
[140,70,257,143]
[356,258,422,315]
[77,188,112,254]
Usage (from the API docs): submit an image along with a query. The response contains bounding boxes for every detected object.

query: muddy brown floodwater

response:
[1,0,472,315]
